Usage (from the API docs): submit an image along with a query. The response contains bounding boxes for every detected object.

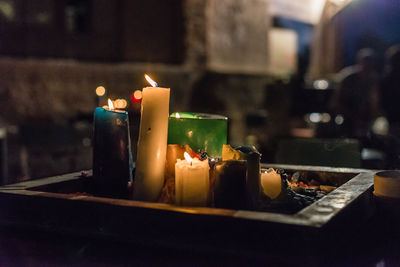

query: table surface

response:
[0,214,399,266]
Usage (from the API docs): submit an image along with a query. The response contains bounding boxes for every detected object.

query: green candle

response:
[167,112,228,158]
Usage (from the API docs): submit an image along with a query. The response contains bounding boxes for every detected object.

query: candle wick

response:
[155,82,159,87]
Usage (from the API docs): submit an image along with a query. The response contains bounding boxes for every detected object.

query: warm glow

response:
[176,113,180,119]
[96,86,106,96]
[184,152,193,165]
[115,98,128,109]
[108,98,114,110]
[145,74,158,87]
[115,99,122,108]
[120,99,127,108]
[134,90,142,100]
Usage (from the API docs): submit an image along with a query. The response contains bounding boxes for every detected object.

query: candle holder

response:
[0,164,374,245]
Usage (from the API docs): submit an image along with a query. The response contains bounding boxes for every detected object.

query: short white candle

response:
[133,75,170,202]
[261,168,282,199]
[175,152,210,206]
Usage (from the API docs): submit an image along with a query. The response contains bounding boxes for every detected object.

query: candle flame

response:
[108,98,114,110]
[184,152,193,165]
[145,74,158,87]
[176,113,180,118]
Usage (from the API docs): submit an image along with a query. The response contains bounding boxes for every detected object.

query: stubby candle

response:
[261,168,282,199]
[93,99,133,198]
[168,112,228,157]
[165,144,198,179]
[214,160,247,209]
[133,75,170,202]
[222,145,261,209]
[175,152,210,206]
[158,144,197,204]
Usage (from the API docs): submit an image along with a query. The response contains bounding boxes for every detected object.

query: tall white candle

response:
[133,75,170,201]
[175,152,210,206]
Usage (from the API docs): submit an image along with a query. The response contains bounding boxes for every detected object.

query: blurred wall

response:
[0,0,291,181]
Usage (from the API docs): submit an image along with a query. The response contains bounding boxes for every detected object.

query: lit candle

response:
[158,144,198,204]
[168,112,228,157]
[165,144,199,179]
[93,99,133,198]
[261,168,282,199]
[133,74,170,201]
[175,152,210,206]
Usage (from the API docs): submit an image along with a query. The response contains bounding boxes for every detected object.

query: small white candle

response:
[133,75,170,201]
[175,152,210,206]
[261,168,282,199]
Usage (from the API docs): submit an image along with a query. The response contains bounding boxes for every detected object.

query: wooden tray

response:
[0,164,375,250]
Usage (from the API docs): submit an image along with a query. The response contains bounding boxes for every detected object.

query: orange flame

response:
[145,74,158,87]
[108,98,114,110]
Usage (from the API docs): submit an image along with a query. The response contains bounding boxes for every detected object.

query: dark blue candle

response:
[93,105,133,198]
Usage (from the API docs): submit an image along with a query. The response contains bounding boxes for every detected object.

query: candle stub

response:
[214,160,247,209]
[222,145,261,209]
[261,168,282,199]
[159,145,197,204]
[374,170,400,226]
[175,154,210,206]
[374,170,400,198]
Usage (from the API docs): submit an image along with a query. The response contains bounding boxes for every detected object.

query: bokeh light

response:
[313,79,329,90]
[309,112,322,123]
[321,113,331,123]
[115,98,128,109]
[96,86,106,96]
[335,115,344,125]
[131,90,143,102]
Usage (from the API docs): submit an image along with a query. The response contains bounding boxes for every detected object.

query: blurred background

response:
[0,0,400,183]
